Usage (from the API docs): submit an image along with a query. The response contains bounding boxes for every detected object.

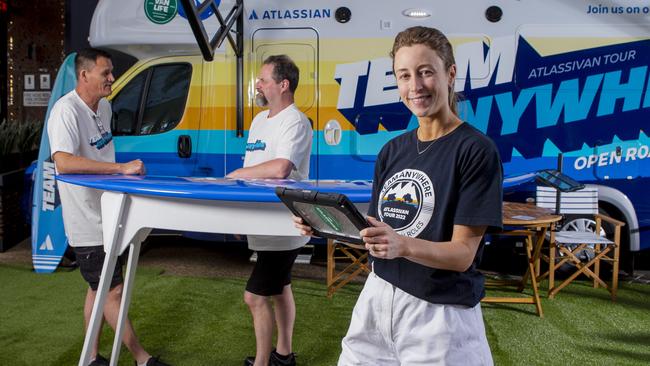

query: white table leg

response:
[109,229,150,366]
[79,193,128,366]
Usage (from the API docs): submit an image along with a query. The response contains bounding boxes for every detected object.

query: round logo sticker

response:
[144,0,178,25]
[378,169,435,237]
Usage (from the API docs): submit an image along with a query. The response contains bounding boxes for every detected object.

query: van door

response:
[194,51,233,177]
[224,28,318,177]
[109,56,201,176]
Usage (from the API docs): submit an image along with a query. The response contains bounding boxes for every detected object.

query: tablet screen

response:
[536,169,584,192]
[293,202,363,240]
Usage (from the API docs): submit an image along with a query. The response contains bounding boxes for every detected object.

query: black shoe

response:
[270,349,296,366]
[89,354,109,366]
[138,356,171,366]
[244,355,277,366]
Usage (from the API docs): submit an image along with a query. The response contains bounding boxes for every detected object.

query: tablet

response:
[535,169,585,192]
[275,187,369,244]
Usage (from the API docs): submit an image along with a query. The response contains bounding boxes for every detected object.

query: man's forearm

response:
[53,152,145,175]
[227,158,293,179]
[54,154,121,174]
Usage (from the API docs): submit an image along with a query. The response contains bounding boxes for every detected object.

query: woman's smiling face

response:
[393,44,456,119]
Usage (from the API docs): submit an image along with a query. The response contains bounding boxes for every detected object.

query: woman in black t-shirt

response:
[295,26,502,365]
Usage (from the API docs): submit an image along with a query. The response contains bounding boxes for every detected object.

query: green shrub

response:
[0,120,17,157]
[0,119,43,171]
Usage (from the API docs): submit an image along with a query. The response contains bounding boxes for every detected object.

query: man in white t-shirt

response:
[227,55,312,366]
[48,48,169,366]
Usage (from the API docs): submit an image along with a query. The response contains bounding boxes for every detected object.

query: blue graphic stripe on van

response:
[114,130,204,153]
[115,151,377,179]
[116,151,646,180]
[219,154,376,180]
[118,151,647,181]
[114,130,408,155]
[116,151,199,176]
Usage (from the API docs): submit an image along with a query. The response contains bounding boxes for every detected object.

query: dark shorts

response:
[246,248,301,296]
[74,246,124,291]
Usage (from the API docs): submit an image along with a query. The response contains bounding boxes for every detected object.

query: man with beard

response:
[227,55,312,366]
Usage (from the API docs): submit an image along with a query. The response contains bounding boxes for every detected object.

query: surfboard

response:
[31,53,77,273]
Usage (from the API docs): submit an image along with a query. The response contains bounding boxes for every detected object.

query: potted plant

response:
[0,119,42,252]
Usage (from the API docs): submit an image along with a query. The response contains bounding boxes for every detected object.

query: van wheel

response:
[558,217,605,262]
[555,211,613,274]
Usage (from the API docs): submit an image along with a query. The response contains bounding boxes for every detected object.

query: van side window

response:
[110,63,192,136]
[111,72,146,135]
[140,65,192,135]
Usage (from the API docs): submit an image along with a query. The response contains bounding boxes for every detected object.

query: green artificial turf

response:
[482,282,650,365]
[1,263,649,365]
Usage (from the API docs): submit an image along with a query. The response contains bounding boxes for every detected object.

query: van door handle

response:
[178,135,192,158]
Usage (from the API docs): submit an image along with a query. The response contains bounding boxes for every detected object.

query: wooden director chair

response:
[536,186,625,300]
[326,239,370,297]
[483,228,544,316]
[482,202,559,317]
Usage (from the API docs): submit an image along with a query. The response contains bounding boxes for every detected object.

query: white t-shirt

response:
[48,90,115,247]
[244,103,313,251]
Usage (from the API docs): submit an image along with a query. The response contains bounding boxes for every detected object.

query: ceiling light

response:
[402,8,431,18]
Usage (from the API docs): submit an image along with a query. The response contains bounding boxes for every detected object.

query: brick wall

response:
[7,0,65,124]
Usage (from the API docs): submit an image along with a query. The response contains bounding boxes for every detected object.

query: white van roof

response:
[90,0,650,59]
[89,0,231,59]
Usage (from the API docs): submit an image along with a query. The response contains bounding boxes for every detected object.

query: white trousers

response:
[338,273,493,366]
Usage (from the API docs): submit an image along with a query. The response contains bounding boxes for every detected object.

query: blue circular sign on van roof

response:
[178,0,219,20]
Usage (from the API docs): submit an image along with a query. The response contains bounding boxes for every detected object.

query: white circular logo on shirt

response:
[378,169,435,237]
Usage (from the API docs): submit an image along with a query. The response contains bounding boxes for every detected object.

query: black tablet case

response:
[275,187,369,244]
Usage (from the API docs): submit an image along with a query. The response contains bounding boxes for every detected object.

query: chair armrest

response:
[333,240,367,250]
[595,213,626,227]
[499,229,536,236]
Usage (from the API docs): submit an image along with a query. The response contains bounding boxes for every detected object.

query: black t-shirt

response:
[369,122,503,307]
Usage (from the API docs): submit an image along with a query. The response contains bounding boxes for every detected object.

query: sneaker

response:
[244,356,274,366]
[89,354,109,366]
[137,356,171,366]
[270,349,296,366]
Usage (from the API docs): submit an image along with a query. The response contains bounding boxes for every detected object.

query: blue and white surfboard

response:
[31,53,77,273]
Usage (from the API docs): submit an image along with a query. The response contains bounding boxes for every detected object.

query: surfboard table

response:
[55,174,371,366]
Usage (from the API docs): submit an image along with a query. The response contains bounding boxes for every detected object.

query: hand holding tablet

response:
[276,187,369,244]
